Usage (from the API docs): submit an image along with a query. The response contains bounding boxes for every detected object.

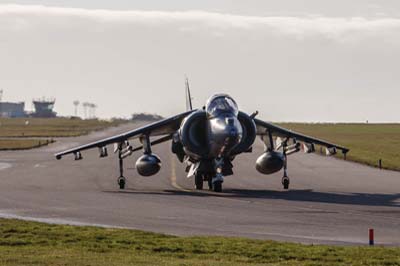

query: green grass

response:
[0,219,398,266]
[0,117,124,138]
[0,117,126,150]
[0,139,55,150]
[277,123,400,171]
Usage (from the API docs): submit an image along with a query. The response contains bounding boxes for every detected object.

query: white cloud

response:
[0,4,399,121]
[1,4,400,41]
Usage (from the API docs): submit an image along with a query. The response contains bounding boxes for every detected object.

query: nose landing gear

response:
[192,158,230,193]
[195,171,223,192]
[211,158,224,192]
[211,173,224,192]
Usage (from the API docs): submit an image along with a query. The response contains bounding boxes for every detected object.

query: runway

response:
[1,122,400,245]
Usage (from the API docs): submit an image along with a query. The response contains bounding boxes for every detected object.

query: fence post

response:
[369,229,374,246]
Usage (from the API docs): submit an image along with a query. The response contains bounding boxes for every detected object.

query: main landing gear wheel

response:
[212,181,223,193]
[282,176,290,190]
[118,176,126,190]
[195,173,203,190]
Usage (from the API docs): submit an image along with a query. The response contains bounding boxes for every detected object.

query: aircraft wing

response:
[254,119,349,154]
[55,110,195,159]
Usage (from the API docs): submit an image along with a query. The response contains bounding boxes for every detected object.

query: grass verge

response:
[0,117,124,138]
[0,139,55,151]
[0,219,399,266]
[277,123,400,171]
[0,117,125,150]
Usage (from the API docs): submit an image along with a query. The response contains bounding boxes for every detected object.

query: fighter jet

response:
[55,79,349,192]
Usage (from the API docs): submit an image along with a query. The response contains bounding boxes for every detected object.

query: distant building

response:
[32,99,57,118]
[131,113,163,121]
[0,102,26,118]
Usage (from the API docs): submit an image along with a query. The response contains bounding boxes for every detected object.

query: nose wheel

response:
[212,180,223,192]
[207,176,223,192]
[210,158,225,193]
[211,172,224,193]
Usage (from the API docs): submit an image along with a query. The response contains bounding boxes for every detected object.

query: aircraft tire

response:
[118,177,126,190]
[213,181,222,193]
[283,178,289,190]
[195,173,203,190]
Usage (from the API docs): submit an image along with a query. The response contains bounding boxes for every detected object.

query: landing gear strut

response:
[211,158,224,193]
[282,151,290,190]
[282,175,290,190]
[195,172,203,190]
[208,179,213,190]
[118,176,126,189]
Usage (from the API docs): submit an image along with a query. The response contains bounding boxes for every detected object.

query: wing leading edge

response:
[55,110,195,159]
[254,119,349,154]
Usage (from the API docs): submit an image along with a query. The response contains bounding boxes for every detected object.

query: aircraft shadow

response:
[104,188,400,208]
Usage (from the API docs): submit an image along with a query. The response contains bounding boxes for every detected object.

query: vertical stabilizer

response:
[185,76,193,111]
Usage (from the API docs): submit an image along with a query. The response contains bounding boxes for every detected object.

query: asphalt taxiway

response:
[1,122,400,245]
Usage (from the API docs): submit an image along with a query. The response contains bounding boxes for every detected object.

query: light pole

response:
[82,102,89,119]
[73,100,80,117]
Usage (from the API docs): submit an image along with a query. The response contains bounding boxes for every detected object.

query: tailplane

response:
[185,76,193,111]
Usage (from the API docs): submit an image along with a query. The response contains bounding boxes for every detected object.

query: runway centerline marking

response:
[170,157,191,192]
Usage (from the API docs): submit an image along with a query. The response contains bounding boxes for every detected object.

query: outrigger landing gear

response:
[282,175,290,190]
[117,145,126,190]
[118,176,126,189]
[282,151,290,190]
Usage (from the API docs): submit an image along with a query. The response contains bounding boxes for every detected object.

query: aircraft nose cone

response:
[226,118,238,136]
[208,115,243,157]
[225,117,242,145]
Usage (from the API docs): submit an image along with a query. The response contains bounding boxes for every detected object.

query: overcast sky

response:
[1,1,400,122]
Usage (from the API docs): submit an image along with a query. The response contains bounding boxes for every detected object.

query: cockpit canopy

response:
[205,94,239,118]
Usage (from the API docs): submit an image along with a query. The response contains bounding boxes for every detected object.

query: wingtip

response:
[55,154,62,160]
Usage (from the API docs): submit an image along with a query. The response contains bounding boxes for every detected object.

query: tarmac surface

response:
[1,122,400,246]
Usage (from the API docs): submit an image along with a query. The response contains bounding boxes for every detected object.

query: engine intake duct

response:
[230,111,257,155]
[180,110,208,159]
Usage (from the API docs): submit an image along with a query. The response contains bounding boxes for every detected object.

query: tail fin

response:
[185,76,193,111]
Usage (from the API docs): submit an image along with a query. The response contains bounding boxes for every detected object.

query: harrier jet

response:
[56,80,349,192]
